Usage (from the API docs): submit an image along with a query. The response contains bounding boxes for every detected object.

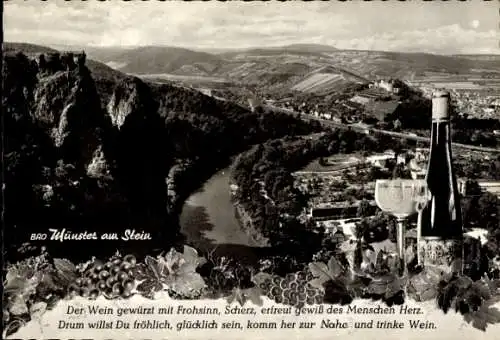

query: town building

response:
[408,148,429,179]
[457,178,500,198]
[371,79,400,94]
[308,201,377,221]
[365,150,396,168]
[316,217,364,240]
[350,95,373,105]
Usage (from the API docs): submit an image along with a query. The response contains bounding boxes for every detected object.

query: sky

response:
[3,0,499,55]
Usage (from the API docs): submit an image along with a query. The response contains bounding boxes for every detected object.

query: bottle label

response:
[419,238,463,273]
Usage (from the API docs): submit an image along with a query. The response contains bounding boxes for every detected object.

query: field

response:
[292,73,352,93]
[407,73,500,93]
[137,73,229,83]
[300,154,363,173]
[364,100,401,120]
[137,73,234,86]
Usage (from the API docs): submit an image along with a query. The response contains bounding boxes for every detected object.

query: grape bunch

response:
[258,270,324,308]
[68,254,137,300]
[455,292,483,315]
[323,280,353,305]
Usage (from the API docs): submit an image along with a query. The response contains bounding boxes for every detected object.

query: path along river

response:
[179,164,268,264]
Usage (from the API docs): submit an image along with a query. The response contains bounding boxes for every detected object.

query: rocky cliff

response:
[3,51,174,261]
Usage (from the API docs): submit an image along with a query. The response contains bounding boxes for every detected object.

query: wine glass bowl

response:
[375,179,429,219]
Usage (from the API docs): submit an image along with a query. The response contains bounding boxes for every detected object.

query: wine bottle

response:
[418,90,463,274]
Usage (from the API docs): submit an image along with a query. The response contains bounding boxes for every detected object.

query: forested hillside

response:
[3,46,323,262]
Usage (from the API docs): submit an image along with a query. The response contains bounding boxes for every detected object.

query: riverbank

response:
[231,183,271,247]
[179,160,270,262]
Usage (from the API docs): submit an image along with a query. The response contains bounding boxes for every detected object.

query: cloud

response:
[333,24,498,54]
[3,1,499,54]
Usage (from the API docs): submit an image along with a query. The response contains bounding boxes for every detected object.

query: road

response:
[148,79,499,154]
[264,105,500,154]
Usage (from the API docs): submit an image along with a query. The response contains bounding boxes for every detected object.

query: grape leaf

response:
[227,288,245,306]
[472,280,493,301]
[53,258,77,284]
[308,278,327,291]
[454,276,473,290]
[384,276,404,300]
[472,316,487,332]
[251,272,273,287]
[4,276,29,294]
[5,266,20,285]
[4,317,28,337]
[164,271,205,298]
[309,257,343,282]
[367,280,388,296]
[419,288,438,301]
[182,245,207,269]
[136,279,163,299]
[409,271,434,293]
[308,257,345,291]
[132,263,154,280]
[482,275,499,293]
[347,275,372,296]
[226,287,263,306]
[309,262,329,279]
[244,287,264,306]
[437,282,459,314]
[365,274,403,300]
[8,295,28,315]
[163,248,184,274]
[4,274,40,301]
[327,257,343,278]
[29,301,47,321]
[53,258,76,273]
[36,270,60,296]
[464,305,500,332]
[144,256,168,279]
[162,247,207,298]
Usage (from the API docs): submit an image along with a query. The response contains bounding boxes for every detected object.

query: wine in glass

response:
[375,179,430,276]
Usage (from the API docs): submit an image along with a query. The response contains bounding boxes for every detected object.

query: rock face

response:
[106,77,156,129]
[3,51,174,261]
[32,66,109,166]
[106,77,170,217]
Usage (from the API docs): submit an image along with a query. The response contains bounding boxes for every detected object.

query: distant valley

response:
[73,44,500,95]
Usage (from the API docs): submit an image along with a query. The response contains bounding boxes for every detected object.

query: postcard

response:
[2,1,500,339]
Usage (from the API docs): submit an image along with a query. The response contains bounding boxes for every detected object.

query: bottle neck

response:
[430,118,451,147]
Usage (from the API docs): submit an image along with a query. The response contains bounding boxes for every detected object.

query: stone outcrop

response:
[105,77,169,216]
[3,51,175,260]
[106,76,158,129]
[32,63,110,168]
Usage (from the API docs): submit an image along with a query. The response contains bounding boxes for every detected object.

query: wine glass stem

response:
[396,217,407,278]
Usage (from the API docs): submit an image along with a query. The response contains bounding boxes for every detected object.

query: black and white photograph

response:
[2,1,500,339]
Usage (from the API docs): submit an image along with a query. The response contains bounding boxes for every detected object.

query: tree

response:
[46,52,62,73]
[38,54,46,72]
[392,163,411,179]
[463,161,482,179]
[477,192,500,232]
[465,179,482,196]
[489,161,500,180]
[357,199,373,218]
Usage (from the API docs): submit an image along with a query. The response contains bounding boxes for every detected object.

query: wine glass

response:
[375,179,430,276]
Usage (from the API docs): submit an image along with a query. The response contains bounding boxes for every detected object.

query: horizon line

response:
[4,41,500,57]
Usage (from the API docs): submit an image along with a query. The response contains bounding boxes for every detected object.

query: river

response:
[179,166,268,264]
